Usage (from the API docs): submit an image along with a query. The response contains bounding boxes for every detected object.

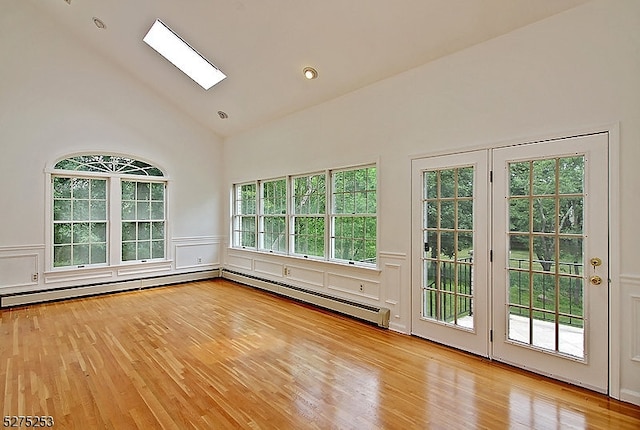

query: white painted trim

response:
[379,251,408,260]
[45,268,114,284]
[607,123,621,400]
[620,389,640,407]
[44,151,172,180]
[172,236,224,243]
[1,270,219,308]
[389,321,408,334]
[408,122,620,161]
[0,245,45,252]
[408,123,622,398]
[631,295,640,363]
[117,261,172,276]
[226,247,382,275]
[0,253,39,288]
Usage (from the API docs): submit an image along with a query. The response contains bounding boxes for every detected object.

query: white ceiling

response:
[26,0,589,139]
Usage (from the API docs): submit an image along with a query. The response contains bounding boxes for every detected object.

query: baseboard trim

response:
[0,269,220,307]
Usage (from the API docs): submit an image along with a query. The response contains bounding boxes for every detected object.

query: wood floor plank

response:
[1,278,639,429]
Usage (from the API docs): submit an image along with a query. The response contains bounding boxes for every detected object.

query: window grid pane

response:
[260,179,287,252]
[331,166,377,264]
[230,165,378,266]
[421,167,474,328]
[55,155,164,177]
[292,174,326,258]
[53,177,107,268]
[233,183,257,248]
[121,180,165,262]
[507,156,586,358]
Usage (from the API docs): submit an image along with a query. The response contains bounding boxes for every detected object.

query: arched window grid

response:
[48,154,167,270]
[53,155,165,177]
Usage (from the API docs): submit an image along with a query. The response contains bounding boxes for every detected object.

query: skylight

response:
[143,19,226,90]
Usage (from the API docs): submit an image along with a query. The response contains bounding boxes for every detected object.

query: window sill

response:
[227,247,381,274]
[44,260,174,284]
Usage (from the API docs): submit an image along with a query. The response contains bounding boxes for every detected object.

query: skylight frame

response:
[143,19,226,90]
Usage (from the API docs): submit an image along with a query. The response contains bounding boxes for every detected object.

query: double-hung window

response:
[259,178,287,252]
[53,177,108,267]
[121,180,165,261]
[50,155,166,269]
[291,173,326,258]
[232,183,257,248]
[331,166,377,264]
[231,164,377,266]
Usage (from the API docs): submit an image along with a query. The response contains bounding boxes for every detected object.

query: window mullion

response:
[326,169,331,260]
[110,177,122,265]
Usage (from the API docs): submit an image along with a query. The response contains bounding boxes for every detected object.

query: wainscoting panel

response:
[379,252,408,333]
[620,274,640,406]
[327,272,380,300]
[174,237,221,270]
[117,261,173,277]
[254,258,284,279]
[0,251,39,289]
[44,268,114,285]
[227,252,254,271]
[382,263,401,306]
[284,264,325,290]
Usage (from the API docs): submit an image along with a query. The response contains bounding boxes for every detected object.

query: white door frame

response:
[410,150,490,357]
[409,123,621,398]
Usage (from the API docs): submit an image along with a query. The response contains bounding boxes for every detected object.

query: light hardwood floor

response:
[2,279,639,429]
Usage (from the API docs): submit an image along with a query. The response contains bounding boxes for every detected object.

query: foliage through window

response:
[51,155,166,269]
[331,166,377,264]
[121,181,165,261]
[232,183,257,248]
[232,165,377,266]
[53,177,107,267]
[260,179,287,252]
[292,174,326,258]
[54,155,164,176]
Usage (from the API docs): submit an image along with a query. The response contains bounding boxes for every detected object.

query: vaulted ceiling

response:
[25,0,589,138]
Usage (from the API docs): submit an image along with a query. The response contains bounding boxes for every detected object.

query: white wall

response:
[0,1,225,291]
[223,0,640,403]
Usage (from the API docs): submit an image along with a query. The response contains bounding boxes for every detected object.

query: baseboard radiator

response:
[222,269,390,328]
[0,269,220,308]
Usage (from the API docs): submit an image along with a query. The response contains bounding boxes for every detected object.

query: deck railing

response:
[509,258,583,327]
[426,257,584,327]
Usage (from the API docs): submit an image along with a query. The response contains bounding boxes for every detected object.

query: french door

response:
[492,133,608,392]
[412,133,609,392]
[411,150,490,357]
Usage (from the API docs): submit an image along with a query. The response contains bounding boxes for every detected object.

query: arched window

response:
[50,155,167,269]
[54,155,164,176]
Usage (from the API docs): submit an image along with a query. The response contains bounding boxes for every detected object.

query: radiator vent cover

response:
[222,269,390,328]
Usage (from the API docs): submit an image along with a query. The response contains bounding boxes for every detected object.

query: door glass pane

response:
[532,159,556,195]
[421,166,475,329]
[509,162,530,196]
[506,156,585,359]
[509,199,529,232]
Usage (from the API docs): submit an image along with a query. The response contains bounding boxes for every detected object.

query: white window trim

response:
[45,162,171,273]
[289,170,328,261]
[232,181,258,250]
[230,163,378,268]
[258,177,288,254]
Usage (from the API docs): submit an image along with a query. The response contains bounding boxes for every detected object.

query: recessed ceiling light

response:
[303,67,318,80]
[93,17,106,29]
[143,19,226,90]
